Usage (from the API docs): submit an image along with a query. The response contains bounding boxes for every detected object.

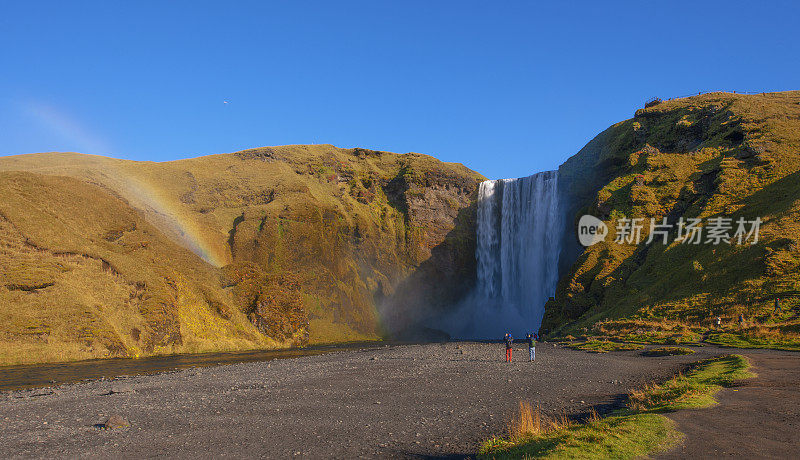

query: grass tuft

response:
[506,402,572,442]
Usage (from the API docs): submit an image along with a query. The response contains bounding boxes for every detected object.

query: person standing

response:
[504,333,514,363]
[526,332,536,361]
[774,297,782,315]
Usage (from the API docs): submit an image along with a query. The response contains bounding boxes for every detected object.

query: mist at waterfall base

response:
[436,171,563,339]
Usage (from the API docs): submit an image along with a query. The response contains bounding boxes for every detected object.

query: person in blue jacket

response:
[526,332,537,361]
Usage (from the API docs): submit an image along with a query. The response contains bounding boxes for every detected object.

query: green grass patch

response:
[479,355,752,460]
[705,331,800,351]
[642,346,695,357]
[566,340,644,353]
[628,355,754,412]
[480,413,677,460]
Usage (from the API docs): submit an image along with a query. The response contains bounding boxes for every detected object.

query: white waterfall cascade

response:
[441,171,562,338]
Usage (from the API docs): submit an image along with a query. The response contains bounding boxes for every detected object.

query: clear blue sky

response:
[1,1,798,179]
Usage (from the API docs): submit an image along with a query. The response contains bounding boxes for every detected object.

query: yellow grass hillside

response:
[0,172,272,365]
[0,145,484,364]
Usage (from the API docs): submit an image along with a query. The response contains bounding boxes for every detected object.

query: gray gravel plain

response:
[0,342,730,459]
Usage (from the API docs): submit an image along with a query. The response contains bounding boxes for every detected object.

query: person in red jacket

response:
[504,333,514,362]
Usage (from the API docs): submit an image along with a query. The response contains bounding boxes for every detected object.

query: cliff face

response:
[0,145,484,364]
[219,146,483,339]
[543,91,800,343]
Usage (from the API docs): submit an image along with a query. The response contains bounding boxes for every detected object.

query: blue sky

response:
[1,1,798,179]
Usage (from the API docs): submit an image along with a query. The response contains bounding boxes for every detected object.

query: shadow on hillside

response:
[377,199,479,340]
[737,169,800,219]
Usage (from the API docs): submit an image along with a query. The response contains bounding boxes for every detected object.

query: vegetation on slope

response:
[545,91,800,349]
[0,172,270,364]
[0,145,484,364]
[479,355,753,459]
[642,346,695,357]
[564,339,643,353]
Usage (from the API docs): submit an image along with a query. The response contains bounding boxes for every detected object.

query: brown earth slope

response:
[0,145,484,364]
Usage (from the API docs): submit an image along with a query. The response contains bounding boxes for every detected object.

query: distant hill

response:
[544,91,800,349]
[0,145,484,364]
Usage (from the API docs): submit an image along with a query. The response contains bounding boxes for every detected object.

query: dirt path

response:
[658,350,800,459]
[0,342,726,459]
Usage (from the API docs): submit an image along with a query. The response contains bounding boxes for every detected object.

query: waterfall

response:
[446,171,562,338]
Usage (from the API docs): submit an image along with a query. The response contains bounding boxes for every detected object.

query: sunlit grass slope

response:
[545,91,800,349]
[0,172,271,365]
[0,145,484,364]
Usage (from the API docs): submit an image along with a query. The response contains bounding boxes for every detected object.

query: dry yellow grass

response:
[0,172,273,365]
[0,145,483,364]
[507,401,577,441]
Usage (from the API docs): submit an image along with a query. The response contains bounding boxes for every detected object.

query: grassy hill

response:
[0,145,484,364]
[543,91,800,349]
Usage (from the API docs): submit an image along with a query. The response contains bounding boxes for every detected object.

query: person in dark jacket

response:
[504,333,514,362]
[526,333,536,361]
[774,297,782,315]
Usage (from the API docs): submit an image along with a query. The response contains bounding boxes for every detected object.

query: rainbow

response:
[110,167,230,268]
[22,101,112,155]
[21,99,229,268]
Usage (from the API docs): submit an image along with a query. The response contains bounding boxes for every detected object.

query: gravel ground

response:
[0,342,731,459]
